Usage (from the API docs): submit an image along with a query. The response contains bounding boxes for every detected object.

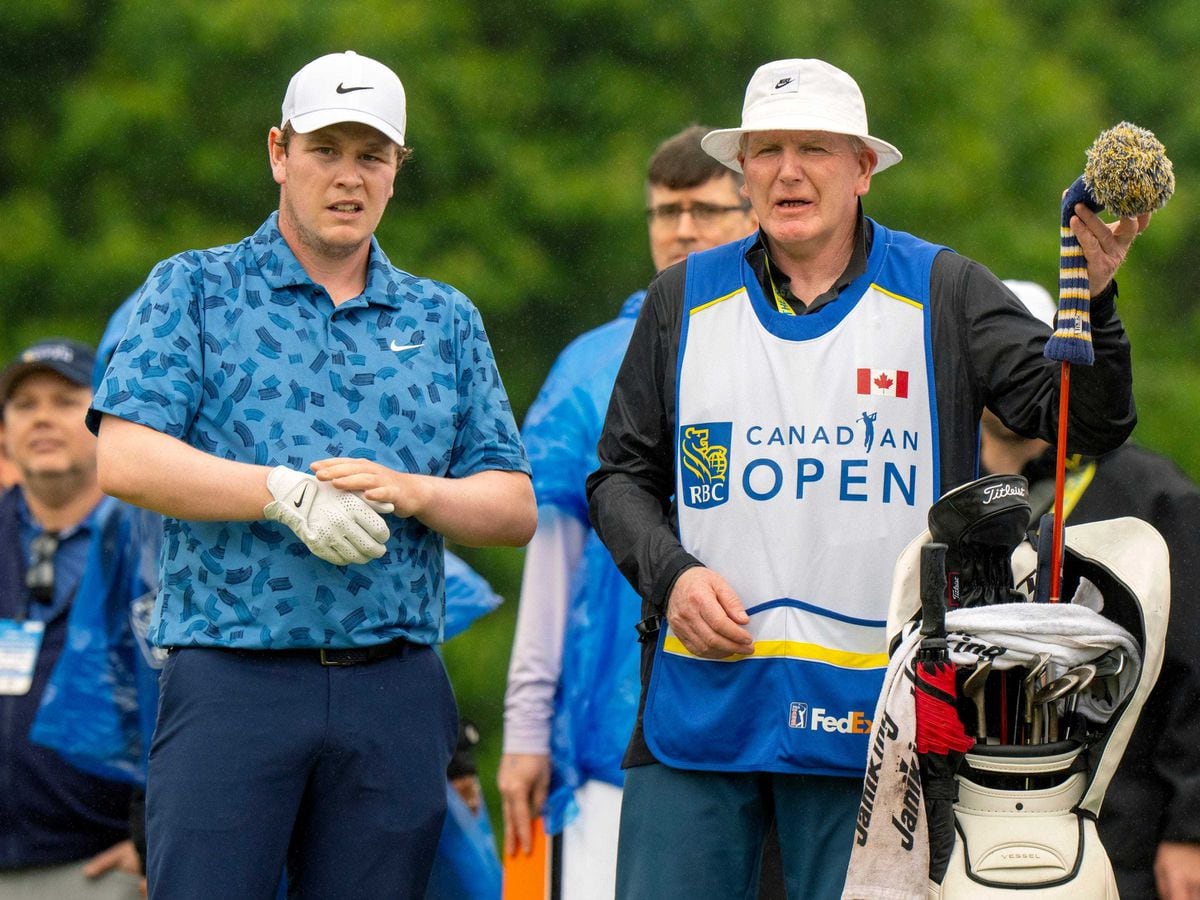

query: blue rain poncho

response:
[521,291,646,833]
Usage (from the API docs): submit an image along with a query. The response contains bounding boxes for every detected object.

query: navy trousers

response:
[615,763,860,899]
[146,644,458,899]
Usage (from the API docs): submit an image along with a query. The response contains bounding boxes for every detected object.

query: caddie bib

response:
[643,224,944,774]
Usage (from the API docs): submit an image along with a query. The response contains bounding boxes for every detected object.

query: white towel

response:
[842,594,1138,900]
[842,627,928,900]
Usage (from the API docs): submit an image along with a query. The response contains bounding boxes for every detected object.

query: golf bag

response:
[844,476,1169,899]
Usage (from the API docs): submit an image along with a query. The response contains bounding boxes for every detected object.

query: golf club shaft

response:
[1048,362,1071,603]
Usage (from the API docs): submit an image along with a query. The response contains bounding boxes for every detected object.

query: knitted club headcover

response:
[1046,122,1175,365]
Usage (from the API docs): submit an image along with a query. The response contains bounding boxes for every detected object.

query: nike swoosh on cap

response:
[390,341,423,352]
[336,83,374,94]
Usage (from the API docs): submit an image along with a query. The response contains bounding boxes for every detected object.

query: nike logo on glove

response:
[390,341,423,353]
[294,486,308,508]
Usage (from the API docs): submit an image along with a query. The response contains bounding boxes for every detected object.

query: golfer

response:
[91,50,534,899]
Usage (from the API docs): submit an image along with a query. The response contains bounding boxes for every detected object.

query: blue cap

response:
[0,338,96,407]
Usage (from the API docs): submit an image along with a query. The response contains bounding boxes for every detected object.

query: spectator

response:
[0,338,140,899]
[981,280,1200,900]
[498,125,756,897]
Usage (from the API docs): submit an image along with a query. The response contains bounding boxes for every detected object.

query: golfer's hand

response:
[312,457,426,519]
[498,752,550,857]
[1070,202,1152,297]
[1155,841,1200,900]
[666,566,754,659]
[82,839,141,878]
[263,466,390,565]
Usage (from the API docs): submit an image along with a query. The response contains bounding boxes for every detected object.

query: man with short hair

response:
[587,59,1150,897]
[0,339,141,899]
[91,51,534,899]
[498,125,755,897]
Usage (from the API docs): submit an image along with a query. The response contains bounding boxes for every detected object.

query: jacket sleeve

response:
[586,266,699,613]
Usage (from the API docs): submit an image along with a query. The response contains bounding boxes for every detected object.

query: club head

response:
[963,659,993,695]
[963,659,993,740]
[1092,650,1126,678]
[1064,663,1097,694]
[1024,652,1052,690]
[1033,671,1086,705]
[1021,652,1053,743]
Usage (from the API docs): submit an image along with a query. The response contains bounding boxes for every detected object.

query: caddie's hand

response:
[666,566,754,659]
[312,457,426,519]
[263,466,390,566]
[1155,841,1200,900]
[497,752,550,857]
[1069,202,1152,297]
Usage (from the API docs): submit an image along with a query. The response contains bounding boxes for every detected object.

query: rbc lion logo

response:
[680,422,732,509]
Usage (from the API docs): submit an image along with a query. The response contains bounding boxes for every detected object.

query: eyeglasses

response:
[646,202,751,226]
[26,532,59,604]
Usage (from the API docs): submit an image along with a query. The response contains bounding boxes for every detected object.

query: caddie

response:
[90,50,535,900]
[586,58,1150,898]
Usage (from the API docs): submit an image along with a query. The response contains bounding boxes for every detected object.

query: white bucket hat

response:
[701,59,902,175]
[281,50,407,146]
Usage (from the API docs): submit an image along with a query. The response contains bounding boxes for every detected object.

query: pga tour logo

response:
[788,702,809,728]
[680,422,732,509]
[788,701,871,734]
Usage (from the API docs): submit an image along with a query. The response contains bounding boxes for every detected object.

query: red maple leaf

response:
[873,372,893,390]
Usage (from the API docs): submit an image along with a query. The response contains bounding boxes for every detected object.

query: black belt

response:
[208,638,414,667]
[317,640,411,666]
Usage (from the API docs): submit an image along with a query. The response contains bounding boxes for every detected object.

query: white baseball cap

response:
[281,51,407,146]
[701,59,902,175]
[1003,279,1058,328]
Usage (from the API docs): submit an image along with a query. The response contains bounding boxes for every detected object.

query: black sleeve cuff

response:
[649,554,703,614]
[1089,279,1118,320]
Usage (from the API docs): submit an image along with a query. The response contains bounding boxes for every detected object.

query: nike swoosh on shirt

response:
[389,341,423,353]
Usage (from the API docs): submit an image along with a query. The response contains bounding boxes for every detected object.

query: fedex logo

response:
[788,702,871,733]
[810,707,872,734]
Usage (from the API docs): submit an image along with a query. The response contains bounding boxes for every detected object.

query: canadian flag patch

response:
[857,368,909,398]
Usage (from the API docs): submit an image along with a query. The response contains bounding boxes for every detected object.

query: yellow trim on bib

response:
[869,283,924,310]
[690,288,745,316]
[663,636,887,668]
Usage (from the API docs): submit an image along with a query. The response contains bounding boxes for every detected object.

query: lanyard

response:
[1059,457,1097,520]
[1029,456,1097,522]
[765,264,796,316]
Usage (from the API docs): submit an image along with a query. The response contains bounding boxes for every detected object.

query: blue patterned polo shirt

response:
[89,214,529,649]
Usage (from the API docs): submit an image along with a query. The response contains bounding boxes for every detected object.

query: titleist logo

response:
[983,483,1026,504]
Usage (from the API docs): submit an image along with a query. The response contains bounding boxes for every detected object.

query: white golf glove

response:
[263,466,392,566]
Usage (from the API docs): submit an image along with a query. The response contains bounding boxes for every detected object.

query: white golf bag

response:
[886,516,1169,898]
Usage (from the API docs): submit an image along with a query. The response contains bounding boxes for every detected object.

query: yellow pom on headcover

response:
[1046,122,1173,365]
[1083,121,1175,218]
